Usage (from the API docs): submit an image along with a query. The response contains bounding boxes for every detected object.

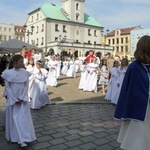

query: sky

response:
[0,0,150,31]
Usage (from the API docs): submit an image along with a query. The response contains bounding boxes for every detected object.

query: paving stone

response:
[48,144,68,150]
[31,142,51,149]
[49,138,66,145]
[78,131,93,136]
[37,135,52,142]
[64,134,81,141]
[52,132,68,138]
[80,135,97,143]
[95,144,114,150]
[79,142,97,150]
[93,138,110,146]
[65,140,83,147]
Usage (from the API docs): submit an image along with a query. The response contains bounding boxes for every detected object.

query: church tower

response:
[62,0,85,23]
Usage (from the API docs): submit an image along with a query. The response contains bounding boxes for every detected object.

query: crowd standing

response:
[0,43,136,148]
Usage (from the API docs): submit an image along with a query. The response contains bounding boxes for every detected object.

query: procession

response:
[1,0,150,149]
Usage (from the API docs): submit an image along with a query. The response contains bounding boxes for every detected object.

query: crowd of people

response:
[1,35,150,149]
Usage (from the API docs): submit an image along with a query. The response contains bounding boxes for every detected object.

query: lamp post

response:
[23,24,34,43]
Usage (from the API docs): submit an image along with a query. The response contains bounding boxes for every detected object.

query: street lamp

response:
[23,24,34,43]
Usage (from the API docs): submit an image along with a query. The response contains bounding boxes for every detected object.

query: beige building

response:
[24,0,114,57]
[105,26,141,60]
[0,23,25,43]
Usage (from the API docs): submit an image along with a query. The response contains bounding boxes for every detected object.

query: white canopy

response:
[0,39,42,53]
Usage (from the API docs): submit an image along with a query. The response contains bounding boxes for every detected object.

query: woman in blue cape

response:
[114,35,150,150]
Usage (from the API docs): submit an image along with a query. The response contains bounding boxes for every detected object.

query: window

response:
[9,36,11,40]
[9,28,12,32]
[76,14,79,21]
[125,46,128,52]
[88,41,91,44]
[37,13,39,20]
[108,39,111,45]
[55,24,59,32]
[116,38,119,44]
[121,38,123,44]
[121,46,123,52]
[94,41,97,45]
[76,3,79,10]
[41,24,44,32]
[94,30,97,36]
[125,37,128,43]
[112,39,115,44]
[116,46,119,52]
[41,37,44,45]
[63,25,67,32]
[55,37,58,41]
[36,26,39,33]
[0,27,2,31]
[4,35,7,42]
[4,27,7,32]
[76,40,79,43]
[36,38,38,46]
[31,16,33,22]
[88,29,91,36]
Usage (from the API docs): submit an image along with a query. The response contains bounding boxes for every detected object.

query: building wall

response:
[0,23,15,43]
[106,31,131,59]
[130,28,150,57]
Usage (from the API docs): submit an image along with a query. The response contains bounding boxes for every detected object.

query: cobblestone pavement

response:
[0,73,121,150]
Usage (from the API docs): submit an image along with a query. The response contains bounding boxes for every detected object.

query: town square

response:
[0,0,150,150]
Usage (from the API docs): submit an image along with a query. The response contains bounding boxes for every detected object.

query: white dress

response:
[2,68,36,144]
[78,64,88,90]
[30,68,50,109]
[98,65,109,85]
[66,60,76,78]
[83,63,98,92]
[56,60,61,79]
[111,66,127,104]
[26,64,35,101]
[105,67,118,101]
[117,103,150,150]
[75,59,81,73]
[46,60,57,87]
[61,61,69,75]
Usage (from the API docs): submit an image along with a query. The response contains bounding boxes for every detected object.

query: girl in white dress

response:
[1,55,36,147]
[114,35,150,150]
[56,57,61,79]
[78,60,88,90]
[66,59,76,78]
[83,58,99,93]
[98,59,109,94]
[46,56,58,87]
[61,57,69,75]
[31,60,50,109]
[105,61,119,101]
[26,58,35,102]
[111,58,128,105]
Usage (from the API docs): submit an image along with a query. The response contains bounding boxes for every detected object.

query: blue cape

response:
[114,60,149,121]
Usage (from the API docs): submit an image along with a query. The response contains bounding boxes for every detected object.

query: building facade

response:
[130,28,150,57]
[24,0,114,57]
[0,23,25,44]
[0,23,15,43]
[105,26,141,60]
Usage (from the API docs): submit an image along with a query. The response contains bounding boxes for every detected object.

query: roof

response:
[0,39,42,53]
[30,2,103,28]
[108,26,142,36]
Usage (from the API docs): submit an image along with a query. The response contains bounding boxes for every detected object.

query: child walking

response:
[30,60,51,109]
[1,55,36,147]
[114,35,150,150]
